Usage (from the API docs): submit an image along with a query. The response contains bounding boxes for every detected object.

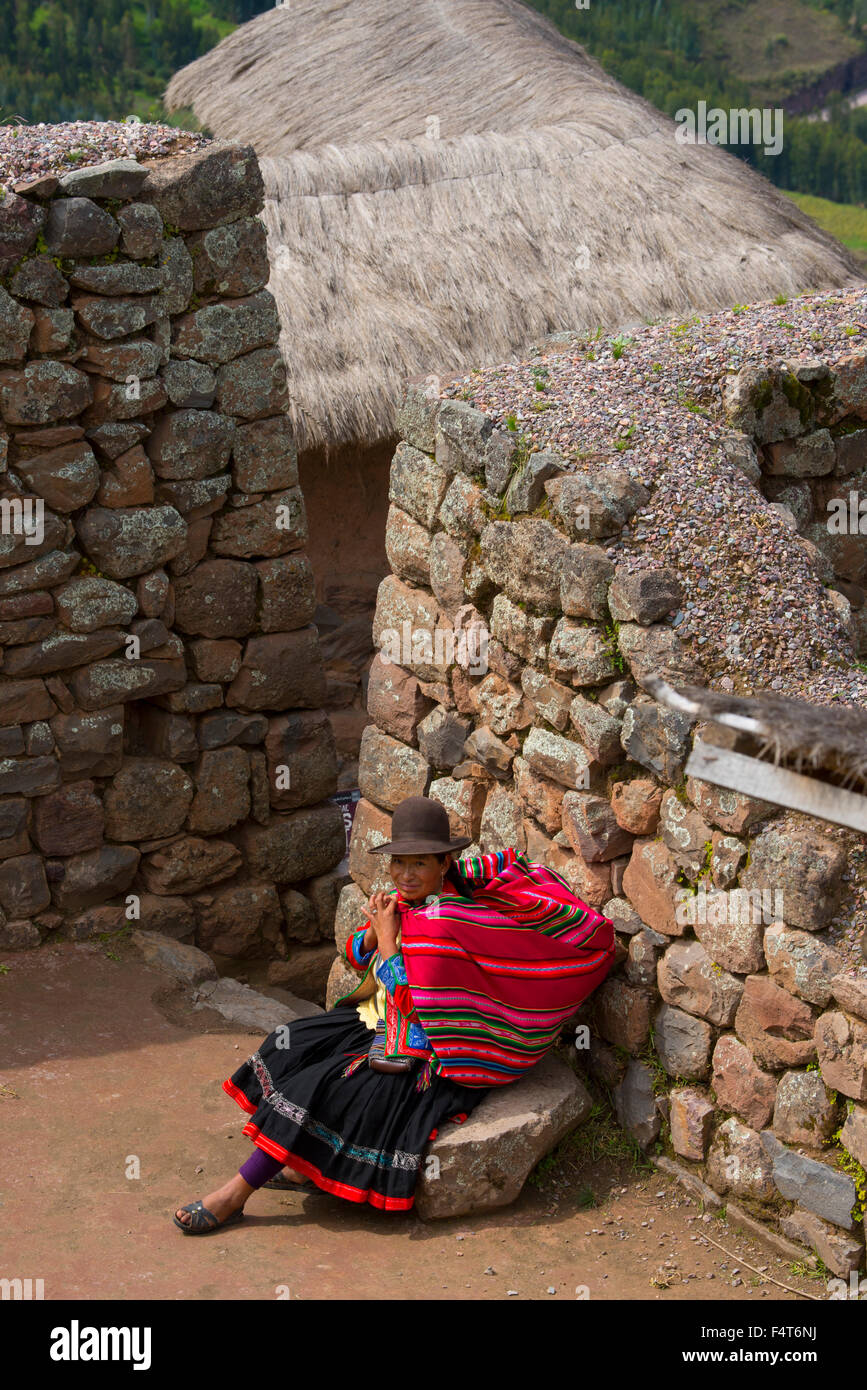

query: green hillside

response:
[0,0,269,126]
[705,0,861,92]
[528,0,867,203]
[784,188,867,267]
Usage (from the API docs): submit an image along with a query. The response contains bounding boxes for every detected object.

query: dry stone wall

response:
[0,145,346,992]
[334,375,867,1276]
[724,361,867,642]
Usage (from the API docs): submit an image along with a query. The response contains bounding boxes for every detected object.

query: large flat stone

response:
[366,653,434,747]
[669,1087,714,1161]
[326,955,363,1009]
[522,726,594,791]
[479,519,568,610]
[193,880,282,958]
[831,973,867,1022]
[333,881,370,954]
[0,361,92,424]
[594,977,655,1051]
[226,629,326,709]
[59,158,148,199]
[346,796,394,895]
[414,1054,591,1219]
[188,218,269,297]
[734,975,818,1071]
[76,505,187,579]
[761,1130,857,1229]
[138,835,241,895]
[622,837,686,937]
[191,976,323,1031]
[712,1034,777,1130]
[764,924,845,1007]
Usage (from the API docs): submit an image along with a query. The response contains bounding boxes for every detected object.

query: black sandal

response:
[262,1172,318,1192]
[172,1199,246,1235]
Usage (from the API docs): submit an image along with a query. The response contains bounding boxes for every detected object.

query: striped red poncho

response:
[351,847,615,1088]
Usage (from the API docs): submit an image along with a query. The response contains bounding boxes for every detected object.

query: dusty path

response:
[0,942,826,1302]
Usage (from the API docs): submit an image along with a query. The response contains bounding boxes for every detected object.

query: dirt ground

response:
[0,941,831,1303]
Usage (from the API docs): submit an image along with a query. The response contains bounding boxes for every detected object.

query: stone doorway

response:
[297,436,396,785]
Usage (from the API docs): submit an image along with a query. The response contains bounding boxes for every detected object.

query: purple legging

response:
[238,1148,286,1188]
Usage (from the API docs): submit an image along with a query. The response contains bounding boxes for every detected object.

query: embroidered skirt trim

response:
[238,1121,416,1211]
[229,1049,422,1171]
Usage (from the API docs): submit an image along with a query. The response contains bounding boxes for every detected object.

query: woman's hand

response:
[368,890,399,956]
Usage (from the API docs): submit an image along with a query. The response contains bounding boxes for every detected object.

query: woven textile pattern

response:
[396,848,616,1087]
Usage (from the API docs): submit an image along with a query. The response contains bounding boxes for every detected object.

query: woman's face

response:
[389,853,451,903]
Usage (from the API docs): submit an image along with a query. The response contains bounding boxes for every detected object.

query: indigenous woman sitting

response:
[173,795,614,1234]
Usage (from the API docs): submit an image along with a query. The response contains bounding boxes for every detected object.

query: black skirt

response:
[223,1006,491,1211]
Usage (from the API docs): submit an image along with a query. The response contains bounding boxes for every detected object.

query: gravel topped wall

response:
[335,310,867,1274]
[0,143,346,997]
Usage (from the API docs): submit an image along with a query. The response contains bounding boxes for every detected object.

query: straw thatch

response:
[165,0,652,153]
[165,0,862,453]
[645,676,867,791]
[256,127,860,452]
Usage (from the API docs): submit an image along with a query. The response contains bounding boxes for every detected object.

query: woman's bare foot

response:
[174,1174,253,1228]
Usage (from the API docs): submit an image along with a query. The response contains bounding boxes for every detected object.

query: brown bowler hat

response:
[369,796,472,855]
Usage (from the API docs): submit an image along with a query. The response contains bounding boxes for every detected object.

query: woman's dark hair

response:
[436,850,474,898]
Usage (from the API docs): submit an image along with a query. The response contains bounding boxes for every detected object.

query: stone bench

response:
[415,1052,591,1220]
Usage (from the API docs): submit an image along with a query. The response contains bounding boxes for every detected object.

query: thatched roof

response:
[259,128,859,453]
[166,0,862,453]
[645,676,867,791]
[165,0,652,152]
